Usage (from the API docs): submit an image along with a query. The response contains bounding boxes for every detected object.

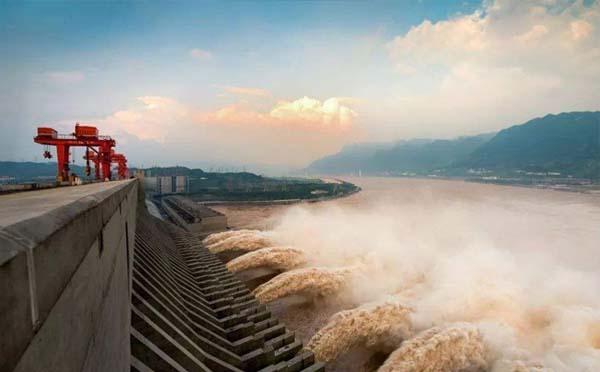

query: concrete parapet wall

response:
[0,180,138,371]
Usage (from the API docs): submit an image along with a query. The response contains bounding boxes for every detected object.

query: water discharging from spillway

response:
[210,179,600,371]
[202,229,260,246]
[306,299,413,362]
[226,246,306,272]
[377,323,487,372]
[493,360,554,372]
[205,231,272,253]
[253,266,355,303]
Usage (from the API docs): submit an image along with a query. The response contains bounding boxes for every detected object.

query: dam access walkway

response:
[0,179,324,372]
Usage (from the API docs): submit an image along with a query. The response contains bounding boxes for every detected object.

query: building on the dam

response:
[143,176,189,195]
[0,179,324,372]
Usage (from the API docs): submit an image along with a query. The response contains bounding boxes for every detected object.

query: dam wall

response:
[0,181,324,371]
[0,180,138,372]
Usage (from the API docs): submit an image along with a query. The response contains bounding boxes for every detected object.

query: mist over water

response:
[210,178,600,371]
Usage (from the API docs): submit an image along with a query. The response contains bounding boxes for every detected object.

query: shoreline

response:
[314,174,600,196]
[198,180,362,207]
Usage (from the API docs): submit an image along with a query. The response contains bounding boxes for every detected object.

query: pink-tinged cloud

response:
[570,20,594,41]
[189,48,213,61]
[197,96,357,128]
[81,95,361,166]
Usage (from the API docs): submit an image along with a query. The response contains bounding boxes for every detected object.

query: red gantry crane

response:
[34,123,117,182]
[84,149,129,180]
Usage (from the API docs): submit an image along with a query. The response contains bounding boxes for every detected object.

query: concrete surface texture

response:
[0,180,324,372]
[130,209,325,371]
[161,195,227,235]
[0,180,137,372]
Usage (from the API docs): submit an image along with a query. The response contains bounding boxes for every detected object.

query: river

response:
[210,177,600,371]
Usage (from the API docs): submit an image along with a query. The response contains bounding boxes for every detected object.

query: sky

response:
[1,0,599,171]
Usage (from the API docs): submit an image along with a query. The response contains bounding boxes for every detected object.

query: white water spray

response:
[226,246,305,273]
[253,266,354,303]
[306,299,413,362]
[377,323,487,372]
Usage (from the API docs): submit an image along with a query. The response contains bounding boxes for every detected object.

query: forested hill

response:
[307,111,600,179]
[460,112,600,178]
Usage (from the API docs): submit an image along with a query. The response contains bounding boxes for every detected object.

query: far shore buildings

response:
[142,175,189,194]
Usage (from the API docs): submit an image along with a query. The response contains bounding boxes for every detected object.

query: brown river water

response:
[209,177,600,371]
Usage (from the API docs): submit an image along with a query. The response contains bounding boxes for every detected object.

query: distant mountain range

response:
[307,111,600,179]
[0,161,89,182]
[3,112,599,183]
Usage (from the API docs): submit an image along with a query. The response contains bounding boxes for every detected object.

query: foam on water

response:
[306,299,413,362]
[226,246,306,272]
[492,359,554,372]
[377,323,487,372]
[217,179,600,370]
[202,229,260,245]
[253,266,354,303]
[206,231,272,253]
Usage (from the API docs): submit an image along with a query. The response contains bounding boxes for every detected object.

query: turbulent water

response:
[253,266,353,303]
[205,230,272,253]
[202,229,260,245]
[306,299,413,362]
[377,323,487,372]
[209,178,600,371]
[226,246,305,272]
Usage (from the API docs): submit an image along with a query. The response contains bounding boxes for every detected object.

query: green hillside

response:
[0,161,89,182]
[460,112,600,178]
[307,111,600,180]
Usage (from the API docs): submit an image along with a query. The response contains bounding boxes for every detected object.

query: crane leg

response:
[56,144,70,182]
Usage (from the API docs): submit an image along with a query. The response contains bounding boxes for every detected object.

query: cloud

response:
[222,85,271,97]
[388,14,487,68]
[198,96,358,128]
[45,70,85,84]
[388,0,600,74]
[515,24,549,43]
[270,97,357,126]
[570,19,594,41]
[189,48,213,61]
[374,0,600,140]
[82,95,360,166]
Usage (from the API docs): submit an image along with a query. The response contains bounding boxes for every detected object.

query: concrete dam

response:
[0,179,325,372]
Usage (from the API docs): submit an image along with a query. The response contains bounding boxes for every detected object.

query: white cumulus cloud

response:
[375,0,600,140]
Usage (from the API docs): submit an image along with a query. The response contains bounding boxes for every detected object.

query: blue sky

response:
[1,0,599,169]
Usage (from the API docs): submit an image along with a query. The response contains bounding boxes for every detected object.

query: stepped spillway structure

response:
[131,207,324,371]
[0,179,324,372]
